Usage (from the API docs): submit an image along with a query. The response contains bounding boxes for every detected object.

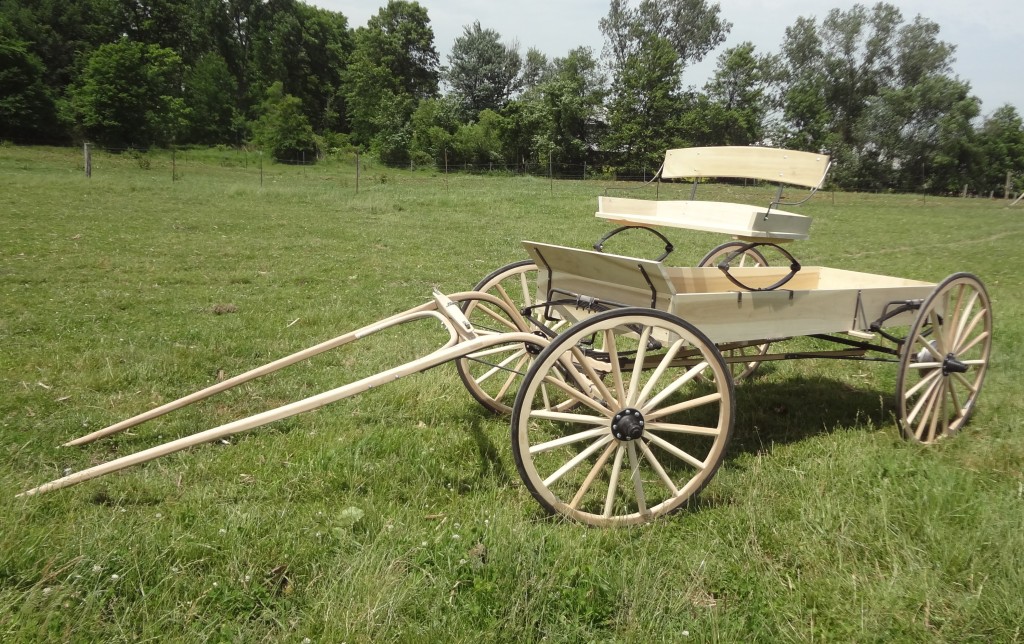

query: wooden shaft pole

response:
[20,329,544,497]
[64,301,436,446]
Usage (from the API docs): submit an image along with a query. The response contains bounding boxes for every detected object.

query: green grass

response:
[2,145,1023,641]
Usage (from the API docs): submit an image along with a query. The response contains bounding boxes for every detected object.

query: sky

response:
[311,0,1023,117]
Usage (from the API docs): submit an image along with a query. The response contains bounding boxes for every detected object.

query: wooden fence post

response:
[84,143,92,178]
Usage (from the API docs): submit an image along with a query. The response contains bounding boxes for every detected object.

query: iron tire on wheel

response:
[895,273,992,443]
[511,308,735,527]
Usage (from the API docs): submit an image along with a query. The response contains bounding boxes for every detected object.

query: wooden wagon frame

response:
[22,146,993,527]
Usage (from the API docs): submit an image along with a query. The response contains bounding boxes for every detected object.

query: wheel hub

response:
[612,408,645,441]
[942,353,969,375]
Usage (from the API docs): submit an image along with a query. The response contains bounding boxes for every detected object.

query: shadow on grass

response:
[727,373,898,456]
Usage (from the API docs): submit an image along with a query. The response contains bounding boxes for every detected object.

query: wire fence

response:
[64,143,1022,202]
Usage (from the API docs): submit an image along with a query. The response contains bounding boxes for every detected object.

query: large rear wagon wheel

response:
[511,309,735,526]
[457,260,568,414]
[895,273,992,443]
[698,241,771,380]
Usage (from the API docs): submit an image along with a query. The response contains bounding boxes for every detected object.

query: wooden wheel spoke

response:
[604,329,627,408]
[627,442,649,516]
[494,355,528,400]
[569,442,617,509]
[950,370,979,394]
[952,307,987,352]
[914,378,943,441]
[602,445,626,518]
[641,361,710,413]
[517,272,533,308]
[529,426,609,454]
[528,409,608,426]
[542,435,614,487]
[472,349,527,383]
[956,330,990,356]
[638,440,679,495]
[913,332,943,361]
[645,421,721,437]
[474,301,520,332]
[645,391,722,422]
[950,289,978,345]
[625,326,654,406]
[904,367,942,400]
[908,362,941,370]
[492,283,532,331]
[947,379,965,420]
[543,357,614,416]
[634,339,686,408]
[906,376,941,425]
[947,283,967,333]
[569,346,617,409]
[645,432,706,470]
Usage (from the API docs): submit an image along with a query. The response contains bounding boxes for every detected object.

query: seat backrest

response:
[662,146,830,189]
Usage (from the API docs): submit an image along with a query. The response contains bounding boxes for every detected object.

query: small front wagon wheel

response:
[896,273,992,443]
[511,309,735,526]
[457,261,541,414]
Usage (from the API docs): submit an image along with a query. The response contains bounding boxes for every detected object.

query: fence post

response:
[444,149,449,194]
[259,151,263,188]
[172,148,176,182]
[355,152,360,194]
[549,150,553,195]
[84,143,91,178]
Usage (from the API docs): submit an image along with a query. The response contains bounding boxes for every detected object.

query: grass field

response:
[2,145,1023,642]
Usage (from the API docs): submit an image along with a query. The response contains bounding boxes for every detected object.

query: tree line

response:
[2,0,1022,195]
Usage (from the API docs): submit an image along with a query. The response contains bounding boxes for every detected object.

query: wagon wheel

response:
[457,260,570,414]
[511,308,735,526]
[895,273,992,443]
[697,241,771,380]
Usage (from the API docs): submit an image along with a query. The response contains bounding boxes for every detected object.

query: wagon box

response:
[524,241,936,343]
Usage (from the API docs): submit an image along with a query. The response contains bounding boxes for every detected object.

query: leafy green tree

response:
[343,0,439,162]
[65,38,187,147]
[600,0,729,173]
[534,47,606,168]
[520,48,552,92]
[600,0,730,73]
[976,105,1024,195]
[449,109,506,166]
[251,2,351,133]
[856,76,980,192]
[0,36,56,141]
[698,42,773,145]
[250,81,317,161]
[603,33,684,174]
[446,21,522,119]
[182,52,240,144]
[409,96,461,165]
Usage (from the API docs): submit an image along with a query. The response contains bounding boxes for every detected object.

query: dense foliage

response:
[1,0,1022,194]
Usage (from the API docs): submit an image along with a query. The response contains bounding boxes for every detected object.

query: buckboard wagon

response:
[22,146,993,527]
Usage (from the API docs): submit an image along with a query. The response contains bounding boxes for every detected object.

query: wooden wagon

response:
[22,147,993,528]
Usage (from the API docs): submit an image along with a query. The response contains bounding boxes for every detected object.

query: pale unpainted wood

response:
[21,320,549,497]
[662,146,831,187]
[596,196,812,240]
[63,300,437,446]
[665,267,935,343]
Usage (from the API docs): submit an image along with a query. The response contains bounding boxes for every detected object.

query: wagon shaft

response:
[19,291,545,497]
